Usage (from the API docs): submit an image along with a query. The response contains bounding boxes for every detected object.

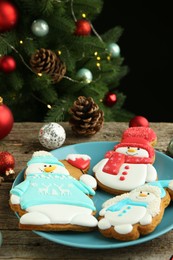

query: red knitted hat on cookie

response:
[121,127,157,146]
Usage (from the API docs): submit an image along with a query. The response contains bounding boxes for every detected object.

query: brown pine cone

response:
[30,48,66,83]
[69,96,104,136]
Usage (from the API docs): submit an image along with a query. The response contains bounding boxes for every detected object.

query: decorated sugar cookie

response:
[9,151,98,232]
[98,182,171,241]
[93,127,158,195]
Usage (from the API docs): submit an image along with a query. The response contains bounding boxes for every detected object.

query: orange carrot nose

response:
[139,192,147,197]
[128,148,136,153]
[44,165,56,172]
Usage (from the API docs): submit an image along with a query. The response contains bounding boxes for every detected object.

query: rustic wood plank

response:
[1,122,173,259]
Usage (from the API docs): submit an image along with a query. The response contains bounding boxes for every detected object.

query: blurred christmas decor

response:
[0,97,14,140]
[0,0,134,122]
[0,151,15,183]
[0,0,19,33]
[69,96,104,136]
[129,115,149,127]
[38,122,66,149]
[167,138,173,158]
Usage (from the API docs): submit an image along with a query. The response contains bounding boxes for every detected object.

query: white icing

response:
[25,162,69,176]
[168,180,173,190]
[114,224,133,234]
[10,194,20,204]
[32,151,52,157]
[140,213,152,225]
[98,218,111,229]
[66,154,91,161]
[23,204,97,227]
[98,184,161,234]
[93,160,157,191]
[116,146,149,157]
[80,175,97,189]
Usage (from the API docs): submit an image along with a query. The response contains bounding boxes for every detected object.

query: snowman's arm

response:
[146,164,157,182]
[10,179,30,198]
[79,174,97,190]
[74,179,96,196]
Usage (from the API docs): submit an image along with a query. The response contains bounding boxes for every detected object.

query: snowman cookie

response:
[9,151,98,232]
[93,127,158,195]
[98,182,171,241]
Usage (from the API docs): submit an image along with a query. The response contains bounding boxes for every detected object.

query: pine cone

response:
[69,96,104,136]
[30,48,66,83]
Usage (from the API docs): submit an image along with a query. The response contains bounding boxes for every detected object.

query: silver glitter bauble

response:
[38,122,66,149]
[31,19,49,37]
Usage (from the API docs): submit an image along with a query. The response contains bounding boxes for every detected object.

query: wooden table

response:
[1,122,173,260]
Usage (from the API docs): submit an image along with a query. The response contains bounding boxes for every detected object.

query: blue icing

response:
[149,180,172,198]
[106,198,148,212]
[10,173,96,211]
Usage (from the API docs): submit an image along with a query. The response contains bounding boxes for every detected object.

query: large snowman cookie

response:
[98,182,171,241]
[9,151,98,232]
[93,127,158,195]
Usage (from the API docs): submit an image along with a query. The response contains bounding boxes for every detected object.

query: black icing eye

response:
[140,191,142,194]
[147,192,150,195]
[137,148,140,150]
[49,165,52,167]
[128,146,130,149]
[44,165,47,167]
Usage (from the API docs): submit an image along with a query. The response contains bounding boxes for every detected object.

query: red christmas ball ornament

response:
[0,1,19,33]
[0,55,16,73]
[104,92,117,107]
[0,97,14,140]
[74,19,91,36]
[0,151,15,176]
[129,115,149,127]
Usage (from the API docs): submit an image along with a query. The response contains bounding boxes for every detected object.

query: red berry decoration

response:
[104,92,117,107]
[129,115,149,127]
[0,55,16,73]
[0,1,19,33]
[0,97,14,140]
[74,19,91,36]
[0,151,15,176]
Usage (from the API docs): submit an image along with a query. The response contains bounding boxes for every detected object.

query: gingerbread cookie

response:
[98,182,171,241]
[9,151,98,232]
[93,127,157,195]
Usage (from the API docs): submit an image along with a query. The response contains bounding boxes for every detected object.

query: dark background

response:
[94,0,173,122]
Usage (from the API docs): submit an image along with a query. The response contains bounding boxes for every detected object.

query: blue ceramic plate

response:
[13,141,173,249]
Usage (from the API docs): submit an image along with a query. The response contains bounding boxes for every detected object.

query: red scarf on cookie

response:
[103,137,155,175]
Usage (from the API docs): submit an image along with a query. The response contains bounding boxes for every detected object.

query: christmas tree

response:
[0,0,134,122]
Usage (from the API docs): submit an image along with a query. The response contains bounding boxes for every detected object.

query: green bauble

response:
[167,138,173,156]
[107,43,120,58]
[31,19,49,37]
[76,68,93,84]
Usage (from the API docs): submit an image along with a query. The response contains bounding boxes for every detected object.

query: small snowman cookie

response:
[9,151,98,232]
[98,183,171,241]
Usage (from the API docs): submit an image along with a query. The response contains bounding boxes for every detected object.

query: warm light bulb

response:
[19,40,23,44]
[97,56,101,60]
[37,73,42,77]
[94,52,98,56]
[82,13,86,18]
[47,104,52,109]
[107,56,111,61]
[96,62,101,68]
[58,50,61,55]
